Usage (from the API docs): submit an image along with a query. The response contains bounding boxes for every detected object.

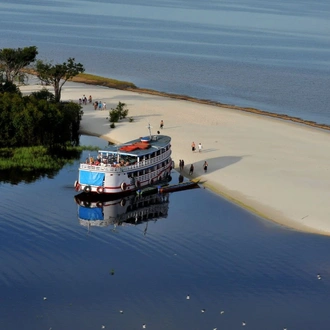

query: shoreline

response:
[71,74,330,131]
[20,79,330,236]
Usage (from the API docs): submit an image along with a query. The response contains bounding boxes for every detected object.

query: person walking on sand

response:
[160,120,164,129]
[203,161,208,173]
[189,164,194,175]
[198,142,203,152]
[191,142,196,152]
[181,159,184,170]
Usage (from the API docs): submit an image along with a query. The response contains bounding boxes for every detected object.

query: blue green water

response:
[0,0,330,124]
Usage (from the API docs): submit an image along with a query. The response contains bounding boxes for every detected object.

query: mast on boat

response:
[147,123,152,140]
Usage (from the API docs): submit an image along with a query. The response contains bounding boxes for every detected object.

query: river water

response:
[0,0,330,124]
[1,136,330,330]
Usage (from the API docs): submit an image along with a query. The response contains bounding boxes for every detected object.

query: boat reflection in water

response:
[74,191,170,234]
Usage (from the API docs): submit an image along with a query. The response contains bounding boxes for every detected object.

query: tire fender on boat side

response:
[135,181,140,188]
[75,183,81,192]
[121,182,127,191]
[84,185,92,193]
[97,186,104,194]
[120,199,126,207]
[83,201,91,207]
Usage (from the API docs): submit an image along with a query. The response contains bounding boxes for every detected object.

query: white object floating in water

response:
[220,310,224,314]
[186,295,190,300]
[120,310,124,314]
[317,273,322,280]
[43,297,47,301]
[101,326,106,329]
[201,309,205,313]
[142,324,146,329]
[242,321,246,326]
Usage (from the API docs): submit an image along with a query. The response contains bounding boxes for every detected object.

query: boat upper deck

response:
[79,135,172,171]
[99,135,171,157]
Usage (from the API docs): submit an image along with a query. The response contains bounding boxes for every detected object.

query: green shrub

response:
[129,117,134,122]
[109,101,129,123]
[110,122,116,128]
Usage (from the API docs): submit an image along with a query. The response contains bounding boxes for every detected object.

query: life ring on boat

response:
[84,185,92,193]
[97,186,104,194]
[83,201,91,207]
[121,182,127,191]
[96,202,103,208]
[120,199,126,207]
[135,181,141,188]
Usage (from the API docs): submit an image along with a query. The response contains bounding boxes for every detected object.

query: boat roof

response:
[98,135,171,157]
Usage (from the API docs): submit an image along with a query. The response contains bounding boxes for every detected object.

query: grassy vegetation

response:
[70,73,137,90]
[0,145,99,184]
[0,145,95,171]
[23,69,137,89]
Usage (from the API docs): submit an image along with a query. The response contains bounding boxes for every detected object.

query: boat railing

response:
[80,149,172,172]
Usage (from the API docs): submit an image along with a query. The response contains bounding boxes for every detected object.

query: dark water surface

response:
[0,0,330,124]
[1,136,330,329]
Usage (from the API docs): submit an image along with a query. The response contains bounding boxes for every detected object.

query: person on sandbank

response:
[189,164,194,175]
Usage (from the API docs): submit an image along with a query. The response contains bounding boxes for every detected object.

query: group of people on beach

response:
[191,141,203,152]
[161,119,208,177]
[186,141,207,175]
[93,100,106,110]
[179,159,208,176]
[79,95,93,105]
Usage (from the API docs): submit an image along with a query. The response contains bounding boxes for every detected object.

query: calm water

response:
[1,135,330,330]
[1,0,330,124]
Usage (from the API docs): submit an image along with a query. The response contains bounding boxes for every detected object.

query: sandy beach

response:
[20,80,330,236]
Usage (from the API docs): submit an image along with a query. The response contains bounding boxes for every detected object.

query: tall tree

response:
[35,58,85,102]
[0,46,38,83]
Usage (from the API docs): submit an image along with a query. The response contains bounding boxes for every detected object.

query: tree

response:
[35,58,85,102]
[0,46,38,83]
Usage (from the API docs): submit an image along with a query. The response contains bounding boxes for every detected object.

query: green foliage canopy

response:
[0,46,38,83]
[35,57,85,102]
[0,91,83,148]
[109,101,129,123]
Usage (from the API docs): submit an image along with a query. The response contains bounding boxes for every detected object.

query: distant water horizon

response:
[1,0,330,125]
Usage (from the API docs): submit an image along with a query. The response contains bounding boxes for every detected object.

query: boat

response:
[74,125,173,195]
[74,191,170,232]
[135,182,169,197]
[158,180,199,193]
